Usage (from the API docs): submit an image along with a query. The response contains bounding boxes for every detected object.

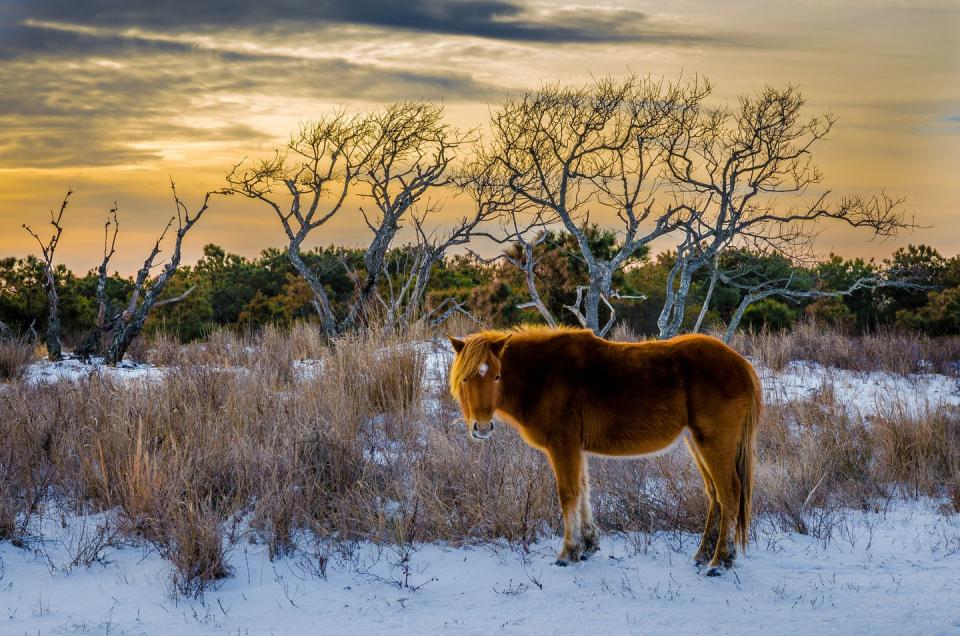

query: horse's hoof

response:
[705,567,722,577]
[554,559,569,567]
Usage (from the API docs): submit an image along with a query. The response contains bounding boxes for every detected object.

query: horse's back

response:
[584,333,758,448]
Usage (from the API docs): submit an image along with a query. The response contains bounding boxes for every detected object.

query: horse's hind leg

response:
[695,434,742,576]
[546,445,584,566]
[685,437,719,568]
[578,455,600,557]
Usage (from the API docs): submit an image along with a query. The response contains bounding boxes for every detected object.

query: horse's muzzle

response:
[471,421,495,440]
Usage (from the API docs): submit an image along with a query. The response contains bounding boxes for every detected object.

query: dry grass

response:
[0,337,34,381]
[0,323,957,596]
[731,320,960,375]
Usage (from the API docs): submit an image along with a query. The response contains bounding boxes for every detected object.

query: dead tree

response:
[228,112,372,335]
[379,195,494,331]
[345,102,467,331]
[22,190,71,361]
[460,160,561,327]
[75,206,119,360]
[657,85,909,338]
[506,229,558,328]
[106,183,218,364]
[229,102,463,336]
[483,75,699,334]
[0,319,13,341]
[717,267,924,343]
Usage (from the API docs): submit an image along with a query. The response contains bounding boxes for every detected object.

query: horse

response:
[447,325,761,576]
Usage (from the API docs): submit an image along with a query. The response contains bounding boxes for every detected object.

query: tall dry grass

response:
[731,320,960,375]
[0,337,34,381]
[0,322,957,596]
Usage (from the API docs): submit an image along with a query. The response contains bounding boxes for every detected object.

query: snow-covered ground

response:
[760,360,960,416]
[5,345,959,634]
[2,503,958,635]
[23,356,163,385]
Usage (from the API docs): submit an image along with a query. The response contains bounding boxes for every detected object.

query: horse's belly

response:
[583,422,687,457]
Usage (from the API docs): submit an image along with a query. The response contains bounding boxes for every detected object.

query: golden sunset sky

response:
[1,0,958,273]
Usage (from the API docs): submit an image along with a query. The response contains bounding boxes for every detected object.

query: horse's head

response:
[448,333,511,441]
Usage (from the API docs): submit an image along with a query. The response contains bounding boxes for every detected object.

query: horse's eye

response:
[494,375,501,382]
[462,378,467,383]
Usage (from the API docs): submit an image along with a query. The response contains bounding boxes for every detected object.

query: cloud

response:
[0,1,741,170]
[0,0,720,46]
[0,24,500,168]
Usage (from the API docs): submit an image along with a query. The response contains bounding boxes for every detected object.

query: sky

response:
[0,0,958,273]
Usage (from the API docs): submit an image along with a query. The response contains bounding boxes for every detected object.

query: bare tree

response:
[346,102,469,330]
[482,75,699,335]
[106,182,219,364]
[229,102,465,336]
[23,190,71,361]
[459,160,562,326]
[228,112,372,335]
[716,264,924,343]
[377,196,495,331]
[75,206,119,360]
[657,85,908,338]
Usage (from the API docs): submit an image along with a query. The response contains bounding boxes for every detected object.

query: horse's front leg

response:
[547,445,583,566]
[579,454,600,557]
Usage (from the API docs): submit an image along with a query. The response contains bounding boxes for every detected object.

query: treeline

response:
[5,77,953,356]
[2,234,957,342]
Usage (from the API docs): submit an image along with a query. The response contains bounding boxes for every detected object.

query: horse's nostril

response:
[472,422,479,431]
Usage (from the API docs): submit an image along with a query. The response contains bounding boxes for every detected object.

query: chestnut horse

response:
[448,326,760,576]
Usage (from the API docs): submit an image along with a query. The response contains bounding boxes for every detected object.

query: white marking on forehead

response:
[477,363,489,377]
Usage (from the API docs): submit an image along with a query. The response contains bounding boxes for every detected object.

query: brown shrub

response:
[0,338,34,381]
[872,404,960,501]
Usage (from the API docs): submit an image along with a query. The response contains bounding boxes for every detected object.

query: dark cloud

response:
[0,1,731,169]
[0,0,718,47]
[0,29,500,168]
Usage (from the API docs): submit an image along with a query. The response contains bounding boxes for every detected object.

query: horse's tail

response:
[735,365,761,552]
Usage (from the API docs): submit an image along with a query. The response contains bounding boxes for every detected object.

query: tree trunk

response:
[107,313,145,364]
[584,266,614,334]
[725,295,755,343]
[656,257,684,339]
[693,267,719,333]
[724,291,772,343]
[287,246,339,337]
[44,270,62,361]
[658,263,694,339]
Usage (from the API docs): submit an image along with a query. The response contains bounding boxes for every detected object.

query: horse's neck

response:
[497,340,535,424]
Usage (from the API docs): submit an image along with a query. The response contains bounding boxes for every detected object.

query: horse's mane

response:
[449,325,590,400]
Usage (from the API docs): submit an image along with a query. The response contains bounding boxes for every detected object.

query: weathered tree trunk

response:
[287,245,339,337]
[584,280,603,334]
[42,269,62,361]
[725,293,761,343]
[693,266,719,333]
[107,312,146,364]
[658,261,695,339]
[0,319,13,340]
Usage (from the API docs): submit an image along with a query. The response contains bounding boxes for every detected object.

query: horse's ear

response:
[448,336,466,354]
[490,335,511,358]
